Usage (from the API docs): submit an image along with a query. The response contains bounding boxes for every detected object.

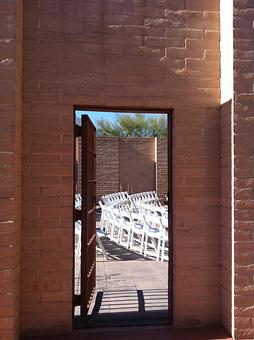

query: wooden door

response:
[81,115,96,316]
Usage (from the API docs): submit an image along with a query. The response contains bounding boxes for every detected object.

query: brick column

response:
[220,101,233,334]
[96,137,119,201]
[220,0,233,335]
[233,1,254,338]
[0,1,23,339]
[156,138,168,202]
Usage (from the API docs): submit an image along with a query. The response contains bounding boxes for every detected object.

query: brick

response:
[185,0,219,11]
[30,166,72,176]
[17,0,224,336]
[166,47,205,59]
[233,1,254,336]
[23,176,61,186]
[39,207,72,218]
[145,36,184,48]
[23,154,62,165]
[0,1,23,338]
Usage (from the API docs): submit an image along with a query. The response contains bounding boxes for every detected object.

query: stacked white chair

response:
[75,220,81,258]
[118,210,133,248]
[74,195,82,258]
[73,191,168,261]
[129,211,146,255]
[98,190,169,261]
[160,216,169,261]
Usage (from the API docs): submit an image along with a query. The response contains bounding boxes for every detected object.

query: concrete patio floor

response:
[21,325,232,340]
[74,235,168,317]
[88,260,168,315]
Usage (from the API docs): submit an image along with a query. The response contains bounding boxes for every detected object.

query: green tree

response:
[96,113,167,137]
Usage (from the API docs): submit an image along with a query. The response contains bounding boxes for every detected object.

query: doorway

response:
[73,107,173,328]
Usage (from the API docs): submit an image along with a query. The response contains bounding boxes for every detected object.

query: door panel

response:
[81,115,96,316]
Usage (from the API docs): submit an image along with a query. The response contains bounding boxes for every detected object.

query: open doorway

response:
[73,108,172,327]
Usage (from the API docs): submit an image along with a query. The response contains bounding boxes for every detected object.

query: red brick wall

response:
[220,0,233,335]
[0,1,22,339]
[173,107,221,326]
[21,0,221,335]
[22,1,73,334]
[96,137,119,200]
[156,138,168,201]
[96,137,167,201]
[119,138,155,194]
[233,1,254,338]
[220,101,232,334]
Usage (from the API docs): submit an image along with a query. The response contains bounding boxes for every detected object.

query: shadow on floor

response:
[89,289,168,316]
[98,236,152,261]
[82,288,169,327]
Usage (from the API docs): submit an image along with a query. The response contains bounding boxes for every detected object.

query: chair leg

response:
[130,230,134,250]
[100,212,105,231]
[150,238,157,251]
[104,220,109,234]
[127,230,131,249]
[156,237,161,261]
[144,234,148,257]
[117,227,122,244]
[140,232,145,255]
[110,223,116,240]
[161,237,165,261]
[105,219,110,234]
[76,235,81,258]
[114,224,119,241]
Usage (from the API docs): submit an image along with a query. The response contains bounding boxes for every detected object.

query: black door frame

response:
[73,106,173,327]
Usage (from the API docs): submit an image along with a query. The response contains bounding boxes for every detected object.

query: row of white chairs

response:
[101,191,163,212]
[99,191,168,261]
[129,191,162,208]
[102,191,129,207]
[76,190,161,210]
[74,191,168,261]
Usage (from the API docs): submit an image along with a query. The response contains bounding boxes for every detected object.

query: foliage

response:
[96,113,167,137]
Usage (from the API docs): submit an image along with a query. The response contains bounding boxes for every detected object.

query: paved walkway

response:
[75,259,168,317]
[88,260,168,315]
[22,325,232,340]
[74,233,168,317]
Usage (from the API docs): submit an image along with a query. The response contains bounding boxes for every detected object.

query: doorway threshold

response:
[74,310,170,328]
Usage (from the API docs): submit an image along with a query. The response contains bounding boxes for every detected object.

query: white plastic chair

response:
[75,220,81,258]
[129,211,146,254]
[160,216,168,261]
[143,214,164,261]
[117,209,133,248]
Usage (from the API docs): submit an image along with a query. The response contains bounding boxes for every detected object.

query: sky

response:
[75,110,166,127]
